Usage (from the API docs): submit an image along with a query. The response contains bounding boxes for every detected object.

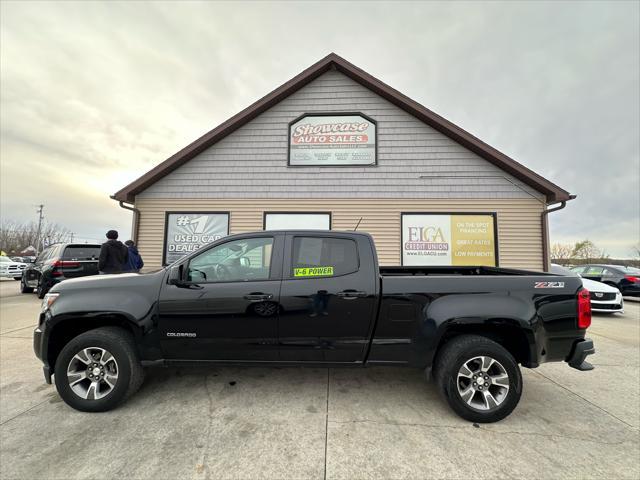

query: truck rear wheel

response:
[54,327,144,412]
[434,335,522,423]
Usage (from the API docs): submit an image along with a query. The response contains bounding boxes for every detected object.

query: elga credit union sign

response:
[164,212,229,264]
[289,114,376,166]
[402,213,497,266]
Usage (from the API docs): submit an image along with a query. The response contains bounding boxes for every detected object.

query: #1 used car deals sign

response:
[289,114,376,165]
[402,214,497,266]
[164,212,229,264]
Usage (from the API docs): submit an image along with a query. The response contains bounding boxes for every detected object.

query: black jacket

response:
[98,239,129,273]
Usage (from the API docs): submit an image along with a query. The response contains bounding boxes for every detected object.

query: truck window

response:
[291,237,358,278]
[187,237,273,283]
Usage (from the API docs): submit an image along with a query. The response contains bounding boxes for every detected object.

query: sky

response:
[1,1,638,257]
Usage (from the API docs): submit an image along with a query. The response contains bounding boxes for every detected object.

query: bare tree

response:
[572,240,608,264]
[550,243,573,263]
[0,220,71,254]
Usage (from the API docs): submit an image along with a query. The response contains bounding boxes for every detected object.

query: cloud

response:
[1,1,638,256]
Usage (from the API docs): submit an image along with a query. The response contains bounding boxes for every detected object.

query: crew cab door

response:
[278,233,378,363]
[158,234,284,361]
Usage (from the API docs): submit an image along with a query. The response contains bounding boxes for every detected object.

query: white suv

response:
[0,256,28,280]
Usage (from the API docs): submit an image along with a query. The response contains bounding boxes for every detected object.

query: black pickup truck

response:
[34,230,594,422]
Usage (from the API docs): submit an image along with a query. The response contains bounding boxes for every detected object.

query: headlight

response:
[41,293,60,312]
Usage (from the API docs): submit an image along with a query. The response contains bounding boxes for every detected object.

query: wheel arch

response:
[47,314,141,375]
[429,320,535,377]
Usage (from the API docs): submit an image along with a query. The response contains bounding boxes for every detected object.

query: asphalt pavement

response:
[0,278,638,479]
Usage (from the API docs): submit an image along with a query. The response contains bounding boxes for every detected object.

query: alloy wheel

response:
[456,355,510,411]
[66,347,119,400]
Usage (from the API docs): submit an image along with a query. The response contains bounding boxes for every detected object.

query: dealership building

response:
[113,53,573,271]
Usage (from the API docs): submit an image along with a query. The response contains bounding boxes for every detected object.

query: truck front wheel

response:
[53,327,144,412]
[434,335,522,423]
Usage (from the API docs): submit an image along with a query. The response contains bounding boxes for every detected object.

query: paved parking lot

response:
[0,278,638,479]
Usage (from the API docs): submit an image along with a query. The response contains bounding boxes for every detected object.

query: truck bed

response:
[379,265,550,276]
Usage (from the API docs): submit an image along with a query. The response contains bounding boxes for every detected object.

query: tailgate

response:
[61,245,101,278]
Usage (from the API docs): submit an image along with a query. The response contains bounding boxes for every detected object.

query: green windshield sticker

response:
[294,266,334,277]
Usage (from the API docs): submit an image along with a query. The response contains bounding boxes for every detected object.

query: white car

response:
[551,264,623,313]
[0,256,28,280]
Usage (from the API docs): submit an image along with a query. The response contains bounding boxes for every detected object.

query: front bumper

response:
[567,338,595,371]
[591,293,624,313]
[0,271,22,278]
[33,312,52,384]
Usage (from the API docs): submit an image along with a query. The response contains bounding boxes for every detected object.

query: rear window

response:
[619,266,640,274]
[291,237,358,277]
[63,245,101,260]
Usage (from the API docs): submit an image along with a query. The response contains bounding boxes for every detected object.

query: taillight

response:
[625,275,640,282]
[577,288,591,329]
[52,260,80,268]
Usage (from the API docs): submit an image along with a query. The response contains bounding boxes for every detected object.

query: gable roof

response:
[113,53,572,204]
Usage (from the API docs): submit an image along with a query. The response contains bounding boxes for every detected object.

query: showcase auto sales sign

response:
[289,114,376,165]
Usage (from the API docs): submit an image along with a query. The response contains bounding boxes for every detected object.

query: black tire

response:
[434,335,522,423]
[13,277,21,281]
[54,327,145,412]
[20,277,34,293]
[36,280,48,299]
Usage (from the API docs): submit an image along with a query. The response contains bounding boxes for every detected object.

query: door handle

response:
[336,290,367,299]
[244,293,274,301]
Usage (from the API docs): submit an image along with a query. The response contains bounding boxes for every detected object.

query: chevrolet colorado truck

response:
[34,230,594,422]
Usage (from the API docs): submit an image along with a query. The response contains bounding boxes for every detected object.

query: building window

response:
[163,212,229,265]
[401,213,498,267]
[264,212,331,231]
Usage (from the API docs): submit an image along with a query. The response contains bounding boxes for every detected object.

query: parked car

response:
[21,243,101,298]
[0,256,28,280]
[570,264,640,297]
[34,230,594,423]
[551,264,623,313]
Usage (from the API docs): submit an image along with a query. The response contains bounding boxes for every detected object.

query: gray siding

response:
[138,70,544,201]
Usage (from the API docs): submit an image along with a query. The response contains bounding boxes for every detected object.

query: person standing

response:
[123,240,144,273]
[98,230,128,274]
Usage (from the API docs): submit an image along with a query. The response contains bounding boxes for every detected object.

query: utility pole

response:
[35,205,44,254]
[70,232,75,242]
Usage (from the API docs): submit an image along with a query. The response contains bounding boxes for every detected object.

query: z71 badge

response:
[534,281,565,289]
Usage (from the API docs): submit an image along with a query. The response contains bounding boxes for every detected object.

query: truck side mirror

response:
[168,265,184,285]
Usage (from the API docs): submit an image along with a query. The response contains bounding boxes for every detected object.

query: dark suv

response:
[570,264,640,297]
[21,243,101,298]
